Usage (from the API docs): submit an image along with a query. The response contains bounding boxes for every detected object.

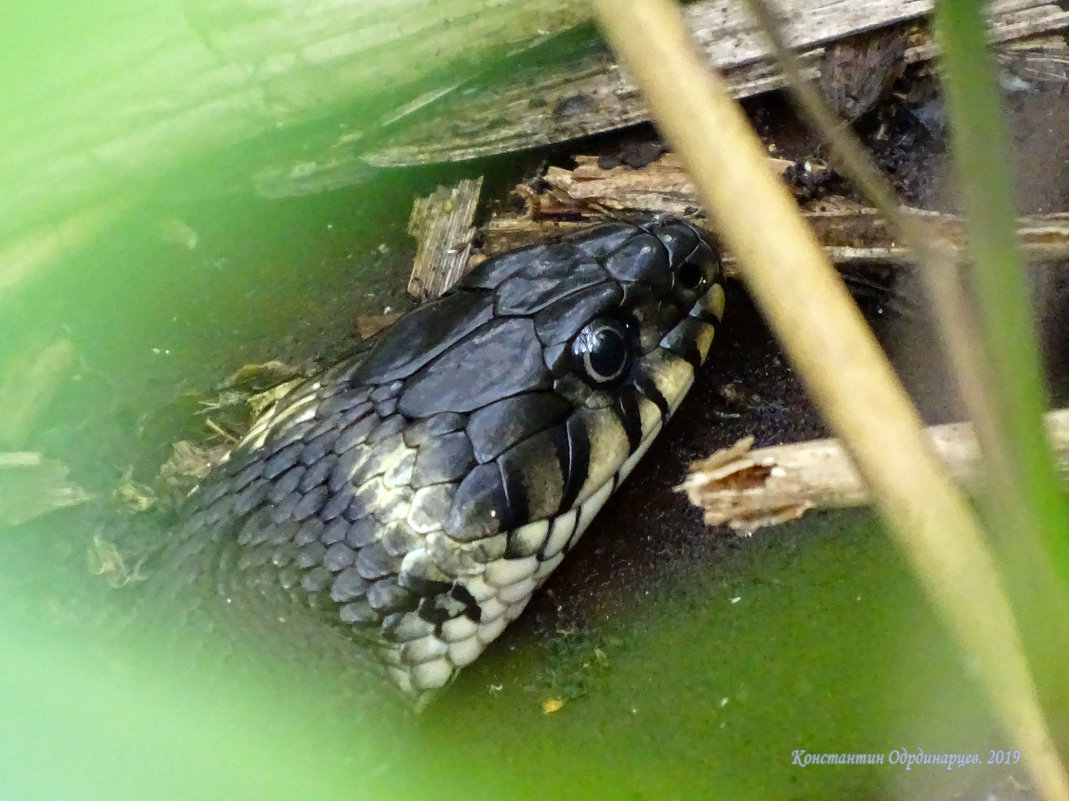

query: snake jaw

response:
[173,215,724,705]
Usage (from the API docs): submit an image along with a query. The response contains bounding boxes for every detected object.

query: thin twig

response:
[204,418,239,444]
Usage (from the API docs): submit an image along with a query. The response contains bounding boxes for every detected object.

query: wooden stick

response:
[679,408,1069,532]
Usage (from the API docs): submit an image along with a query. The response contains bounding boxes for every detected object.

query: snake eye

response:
[677,260,706,291]
[572,317,636,385]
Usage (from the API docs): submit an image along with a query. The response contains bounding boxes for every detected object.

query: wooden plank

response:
[362,0,1067,168]
[3,0,1064,239]
[0,0,590,241]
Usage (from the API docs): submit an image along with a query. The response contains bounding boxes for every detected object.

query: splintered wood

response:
[406,177,483,301]
[481,153,1069,270]
[543,153,831,215]
[678,409,1069,533]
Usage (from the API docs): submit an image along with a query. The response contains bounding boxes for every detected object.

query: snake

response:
[169,214,725,705]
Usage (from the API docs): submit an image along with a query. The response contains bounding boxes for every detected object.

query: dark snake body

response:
[171,215,724,704]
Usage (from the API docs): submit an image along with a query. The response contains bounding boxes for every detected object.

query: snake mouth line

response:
[381,421,659,701]
[380,362,703,703]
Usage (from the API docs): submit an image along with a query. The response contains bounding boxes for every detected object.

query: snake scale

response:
[169,214,725,705]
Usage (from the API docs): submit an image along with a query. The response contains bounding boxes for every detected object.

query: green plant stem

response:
[743,0,1069,726]
[935,1,1069,563]
[587,1,1069,797]
[934,4,1069,721]
[738,0,999,443]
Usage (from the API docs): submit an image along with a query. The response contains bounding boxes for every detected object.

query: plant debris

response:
[0,451,91,526]
[113,467,157,513]
[87,534,145,587]
[355,312,402,341]
[542,698,565,714]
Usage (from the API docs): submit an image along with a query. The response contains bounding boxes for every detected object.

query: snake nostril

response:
[677,260,705,291]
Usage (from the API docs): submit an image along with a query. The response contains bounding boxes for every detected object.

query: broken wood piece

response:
[494,154,1069,269]
[406,177,484,301]
[905,5,1069,65]
[543,153,832,213]
[677,407,1069,533]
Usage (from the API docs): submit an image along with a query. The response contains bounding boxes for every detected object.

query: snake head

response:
[179,215,724,704]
